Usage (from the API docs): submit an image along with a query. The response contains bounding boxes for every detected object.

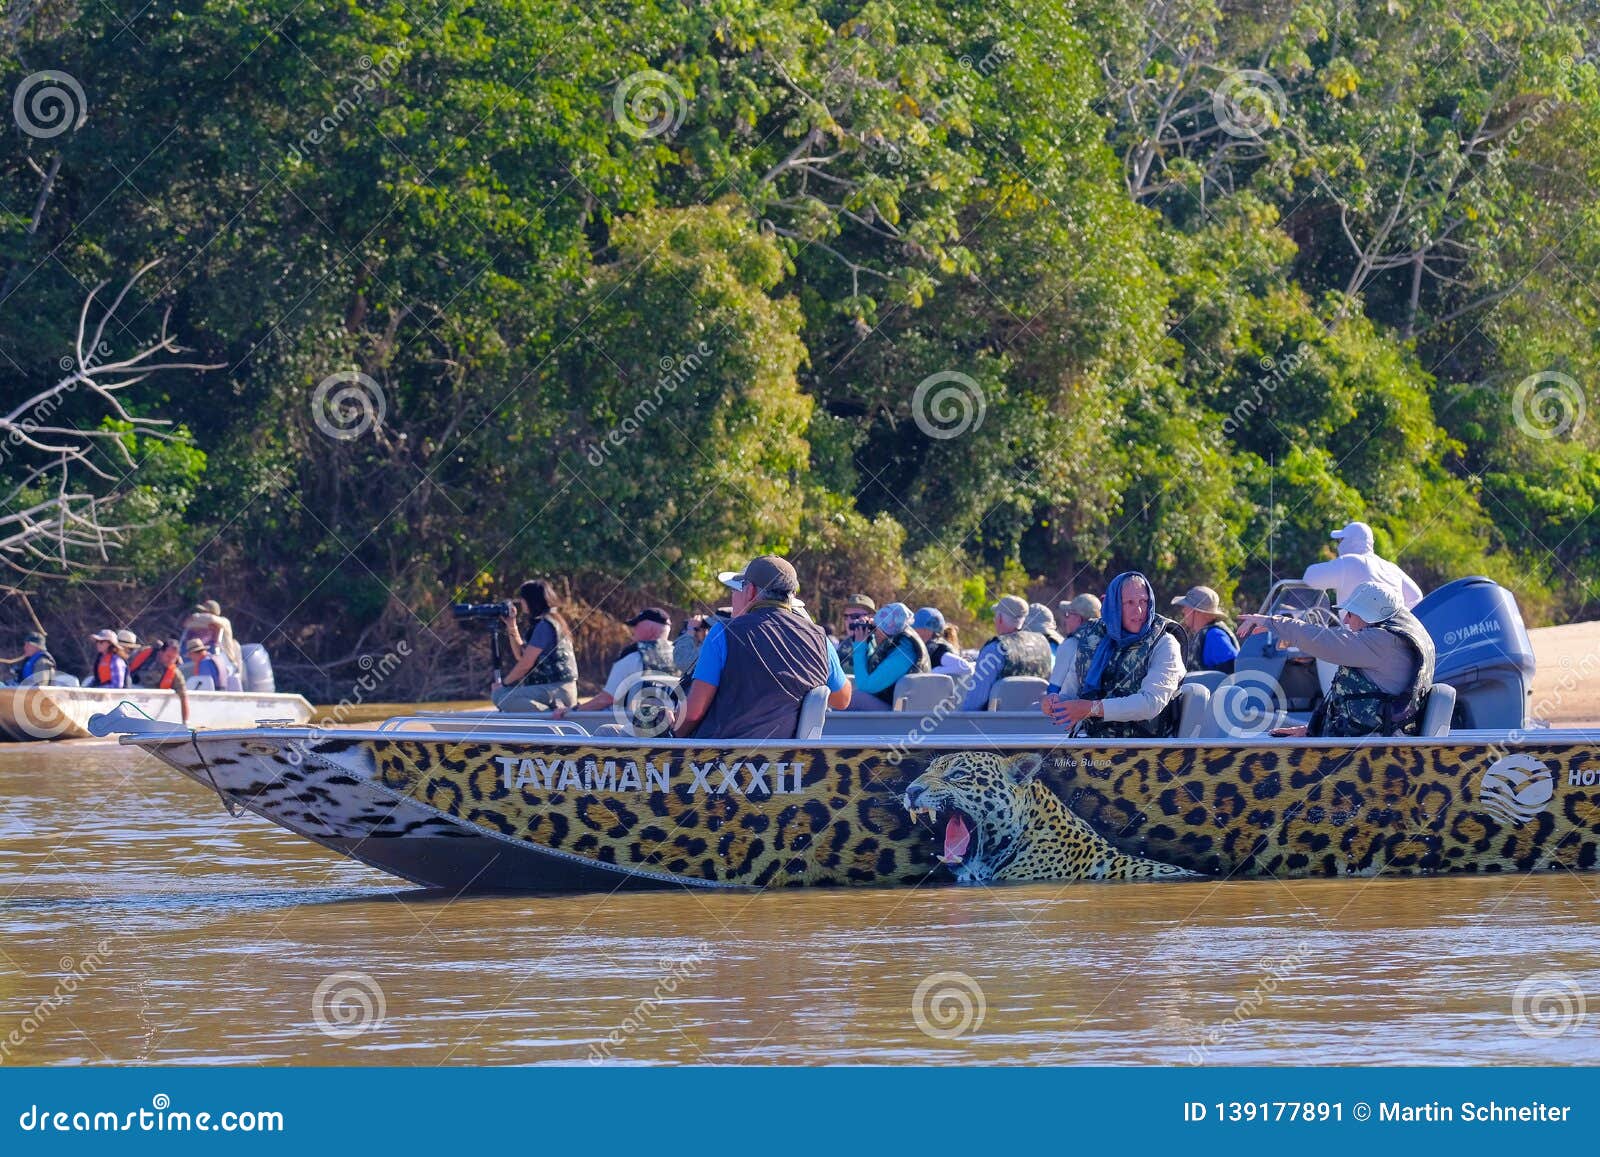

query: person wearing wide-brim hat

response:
[184,636,227,691]
[1170,585,1240,675]
[1238,580,1436,738]
[86,628,129,688]
[1056,594,1101,638]
[837,593,877,665]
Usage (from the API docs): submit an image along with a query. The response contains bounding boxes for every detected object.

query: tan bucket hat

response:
[1171,585,1227,618]
[1058,593,1102,619]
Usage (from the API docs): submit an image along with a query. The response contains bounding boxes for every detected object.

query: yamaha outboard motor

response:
[1412,577,1533,729]
[239,643,277,694]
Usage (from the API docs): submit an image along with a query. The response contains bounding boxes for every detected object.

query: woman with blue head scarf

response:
[844,600,932,710]
[1043,571,1186,737]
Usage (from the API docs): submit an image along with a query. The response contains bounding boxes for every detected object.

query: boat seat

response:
[187,675,215,691]
[1181,670,1226,694]
[622,674,681,736]
[1419,682,1456,737]
[795,685,830,740]
[894,672,957,713]
[987,676,1047,712]
[1174,682,1210,739]
[592,723,630,737]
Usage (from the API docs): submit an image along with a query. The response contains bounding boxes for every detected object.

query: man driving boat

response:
[1238,580,1435,738]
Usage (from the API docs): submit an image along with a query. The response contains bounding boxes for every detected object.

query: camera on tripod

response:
[451,601,516,630]
[452,601,517,687]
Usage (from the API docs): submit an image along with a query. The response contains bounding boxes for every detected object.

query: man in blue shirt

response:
[1170,585,1240,674]
[676,556,851,738]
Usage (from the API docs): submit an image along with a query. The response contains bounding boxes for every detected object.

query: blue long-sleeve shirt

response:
[1199,623,1240,669]
[852,637,917,696]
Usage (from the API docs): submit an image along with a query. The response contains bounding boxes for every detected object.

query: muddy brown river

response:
[2,739,1596,1065]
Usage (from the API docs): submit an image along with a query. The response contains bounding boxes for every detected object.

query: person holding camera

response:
[493,579,580,712]
[846,602,930,710]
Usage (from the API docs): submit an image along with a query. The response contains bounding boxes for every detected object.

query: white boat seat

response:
[1419,683,1456,737]
[893,672,957,713]
[1174,682,1210,738]
[592,723,630,737]
[987,676,1047,712]
[622,674,681,736]
[1181,670,1226,694]
[795,685,830,739]
[187,675,215,691]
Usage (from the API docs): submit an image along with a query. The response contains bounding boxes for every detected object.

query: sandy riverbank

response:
[1527,622,1600,726]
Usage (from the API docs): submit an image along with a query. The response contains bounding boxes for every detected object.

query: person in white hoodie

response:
[1301,521,1424,609]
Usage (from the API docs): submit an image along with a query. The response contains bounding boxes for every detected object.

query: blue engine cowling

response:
[1412,576,1534,730]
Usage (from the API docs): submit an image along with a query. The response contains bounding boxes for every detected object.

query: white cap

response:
[1331,521,1374,553]
[1339,581,1403,625]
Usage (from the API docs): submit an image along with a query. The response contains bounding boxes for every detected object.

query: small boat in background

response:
[0,684,313,741]
[1,642,311,740]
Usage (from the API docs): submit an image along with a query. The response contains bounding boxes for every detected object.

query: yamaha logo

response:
[1443,614,1501,648]
[1477,754,1555,826]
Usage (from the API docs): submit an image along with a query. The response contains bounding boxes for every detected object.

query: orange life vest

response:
[127,646,155,680]
[95,652,115,686]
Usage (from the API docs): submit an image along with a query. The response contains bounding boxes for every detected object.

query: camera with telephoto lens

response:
[451,601,516,631]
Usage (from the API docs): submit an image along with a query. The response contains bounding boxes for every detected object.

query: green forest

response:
[5,0,1600,698]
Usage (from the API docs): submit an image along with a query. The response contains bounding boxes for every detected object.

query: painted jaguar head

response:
[903,751,1044,879]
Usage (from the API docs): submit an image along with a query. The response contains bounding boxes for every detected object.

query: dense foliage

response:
[5,0,1599,694]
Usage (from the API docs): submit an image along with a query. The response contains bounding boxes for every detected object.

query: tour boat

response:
[102,707,1597,891]
[99,576,1589,891]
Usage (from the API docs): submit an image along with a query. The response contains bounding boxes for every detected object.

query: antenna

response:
[1268,452,1275,585]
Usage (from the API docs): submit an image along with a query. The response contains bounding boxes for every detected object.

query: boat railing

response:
[373,715,593,737]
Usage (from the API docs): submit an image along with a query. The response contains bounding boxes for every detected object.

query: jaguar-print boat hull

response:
[122,725,1600,891]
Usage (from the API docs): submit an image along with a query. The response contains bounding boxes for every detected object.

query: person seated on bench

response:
[846,602,931,711]
[914,608,972,678]
[1043,571,1184,738]
[1239,580,1434,738]
[674,555,851,739]
[558,607,678,716]
[184,637,227,690]
[959,595,1053,711]
[1023,602,1064,649]
[1056,593,1101,642]
[1170,585,1240,674]
[836,593,876,666]
[7,631,56,686]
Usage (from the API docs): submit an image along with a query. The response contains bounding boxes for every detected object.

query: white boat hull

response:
[0,685,314,741]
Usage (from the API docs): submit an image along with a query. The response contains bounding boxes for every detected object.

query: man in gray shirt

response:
[1238,580,1435,737]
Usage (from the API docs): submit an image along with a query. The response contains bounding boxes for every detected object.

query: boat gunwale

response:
[118,723,1600,750]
